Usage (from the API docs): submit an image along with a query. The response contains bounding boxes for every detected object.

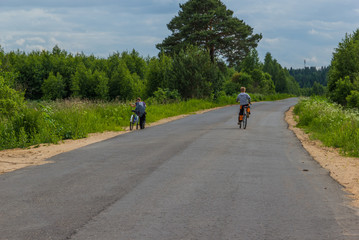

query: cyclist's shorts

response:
[239,104,250,115]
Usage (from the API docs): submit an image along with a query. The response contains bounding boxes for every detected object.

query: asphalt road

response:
[1,98,359,240]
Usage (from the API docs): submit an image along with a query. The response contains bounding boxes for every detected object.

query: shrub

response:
[0,76,25,118]
[42,72,66,100]
[346,90,359,108]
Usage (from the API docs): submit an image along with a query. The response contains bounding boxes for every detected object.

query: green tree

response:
[228,71,253,93]
[70,63,88,98]
[328,29,359,106]
[346,90,359,108]
[238,49,261,73]
[263,53,282,90]
[13,51,48,99]
[42,72,66,100]
[260,73,275,94]
[0,75,25,117]
[121,49,147,79]
[262,52,274,74]
[70,63,109,100]
[312,81,325,96]
[108,61,135,101]
[263,52,300,95]
[285,72,300,95]
[146,53,173,96]
[131,73,146,100]
[250,68,264,91]
[171,46,223,99]
[156,0,262,66]
[331,76,353,106]
[93,70,109,100]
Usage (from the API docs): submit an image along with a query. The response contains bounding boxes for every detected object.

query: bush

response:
[0,76,25,118]
[42,72,66,100]
[147,88,181,104]
[346,90,359,108]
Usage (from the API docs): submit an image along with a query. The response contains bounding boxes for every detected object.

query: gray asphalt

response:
[1,98,359,240]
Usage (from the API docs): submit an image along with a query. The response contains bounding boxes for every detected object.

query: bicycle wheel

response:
[136,120,139,130]
[243,112,247,129]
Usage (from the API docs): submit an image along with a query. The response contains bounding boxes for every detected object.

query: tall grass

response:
[294,97,359,157]
[0,93,293,150]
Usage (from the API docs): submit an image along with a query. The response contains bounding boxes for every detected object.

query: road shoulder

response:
[285,106,359,208]
[0,107,221,175]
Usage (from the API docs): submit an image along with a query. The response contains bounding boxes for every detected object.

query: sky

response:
[0,0,358,69]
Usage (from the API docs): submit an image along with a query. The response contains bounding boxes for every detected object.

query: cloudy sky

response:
[0,0,358,68]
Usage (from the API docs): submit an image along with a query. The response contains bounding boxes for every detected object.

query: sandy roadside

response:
[285,106,359,208]
[1,105,358,207]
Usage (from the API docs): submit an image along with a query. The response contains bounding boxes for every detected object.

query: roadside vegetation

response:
[0,92,292,150]
[293,28,359,157]
[294,97,359,157]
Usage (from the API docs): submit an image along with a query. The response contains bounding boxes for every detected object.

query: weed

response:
[294,97,359,157]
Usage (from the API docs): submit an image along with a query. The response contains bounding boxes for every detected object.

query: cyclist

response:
[236,87,251,124]
[131,97,146,129]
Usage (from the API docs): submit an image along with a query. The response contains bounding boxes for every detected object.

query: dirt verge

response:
[285,106,359,208]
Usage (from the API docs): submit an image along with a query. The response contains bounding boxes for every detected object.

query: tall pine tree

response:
[156,0,262,66]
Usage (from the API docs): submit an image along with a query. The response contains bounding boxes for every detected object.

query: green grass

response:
[294,97,359,157]
[0,93,294,150]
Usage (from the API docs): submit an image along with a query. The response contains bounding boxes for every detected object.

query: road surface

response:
[1,98,359,240]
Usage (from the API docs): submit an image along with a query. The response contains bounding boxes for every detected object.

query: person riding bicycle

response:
[236,87,251,124]
[131,97,146,129]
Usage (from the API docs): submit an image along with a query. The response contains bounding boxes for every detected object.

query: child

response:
[236,87,251,124]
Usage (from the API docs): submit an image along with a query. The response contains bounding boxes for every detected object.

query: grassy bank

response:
[0,93,293,150]
[294,97,359,157]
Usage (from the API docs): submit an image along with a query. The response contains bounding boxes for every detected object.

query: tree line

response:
[289,66,328,96]
[0,45,302,102]
[289,66,328,88]
[0,0,304,106]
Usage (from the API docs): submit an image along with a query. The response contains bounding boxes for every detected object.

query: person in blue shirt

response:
[236,87,251,124]
[131,97,146,129]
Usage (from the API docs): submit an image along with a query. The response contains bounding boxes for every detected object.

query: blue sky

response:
[0,0,358,68]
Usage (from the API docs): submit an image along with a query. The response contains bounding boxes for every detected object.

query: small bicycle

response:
[239,105,250,129]
[129,110,139,130]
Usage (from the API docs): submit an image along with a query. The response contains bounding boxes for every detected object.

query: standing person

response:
[236,87,251,124]
[131,97,146,129]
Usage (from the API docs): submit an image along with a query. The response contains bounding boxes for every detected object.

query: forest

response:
[289,66,329,88]
[0,45,301,102]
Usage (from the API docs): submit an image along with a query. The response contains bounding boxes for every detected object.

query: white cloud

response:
[263,38,281,44]
[15,39,25,46]
[27,37,46,43]
[304,56,318,64]
[308,29,333,39]
[25,44,46,52]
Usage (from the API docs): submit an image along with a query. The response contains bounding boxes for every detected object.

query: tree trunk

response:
[210,46,215,63]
